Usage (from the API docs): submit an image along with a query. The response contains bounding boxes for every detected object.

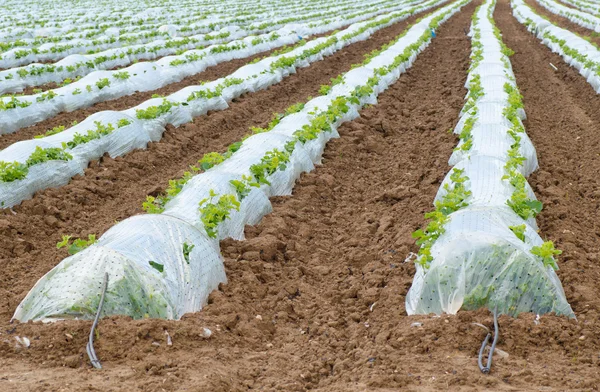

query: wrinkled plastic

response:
[512,0,600,94]
[406,207,574,317]
[0,0,449,208]
[406,0,574,318]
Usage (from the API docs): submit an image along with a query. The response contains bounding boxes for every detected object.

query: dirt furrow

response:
[0,4,447,324]
[0,4,448,150]
[0,2,478,390]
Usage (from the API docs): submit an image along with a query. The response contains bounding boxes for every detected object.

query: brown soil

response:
[2,1,600,390]
[524,0,600,47]
[21,81,63,95]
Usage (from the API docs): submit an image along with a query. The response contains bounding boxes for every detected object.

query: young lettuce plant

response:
[56,234,97,255]
[198,190,240,238]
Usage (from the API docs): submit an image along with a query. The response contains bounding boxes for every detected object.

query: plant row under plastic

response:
[0,0,225,27]
[0,0,447,209]
[13,0,471,323]
[534,0,600,32]
[0,0,417,95]
[512,0,600,93]
[560,0,600,17]
[0,0,379,55]
[406,0,573,318]
[0,0,367,69]
[0,0,324,40]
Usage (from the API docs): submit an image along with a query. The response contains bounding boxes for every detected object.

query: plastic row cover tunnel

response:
[12,0,471,322]
[405,0,574,318]
[0,0,447,209]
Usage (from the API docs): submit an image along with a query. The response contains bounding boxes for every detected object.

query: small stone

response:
[202,328,212,338]
[411,322,423,328]
[255,315,263,321]
[15,336,30,348]
[152,341,160,347]
[63,355,80,368]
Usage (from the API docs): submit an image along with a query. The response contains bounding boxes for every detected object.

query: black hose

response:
[478,306,499,374]
[86,272,108,369]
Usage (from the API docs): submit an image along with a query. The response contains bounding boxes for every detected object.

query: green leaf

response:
[149,260,164,273]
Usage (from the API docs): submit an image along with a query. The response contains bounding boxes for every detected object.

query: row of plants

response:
[145,0,468,236]
[0,13,273,69]
[512,0,600,92]
[0,0,386,50]
[0,0,408,96]
[0,11,225,52]
[12,0,471,322]
[0,0,326,37]
[0,0,438,136]
[559,0,600,18]
[406,0,573,318]
[535,0,600,32]
[0,0,234,30]
[0,0,444,211]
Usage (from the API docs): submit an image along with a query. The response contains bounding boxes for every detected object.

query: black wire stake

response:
[86,272,108,370]
[478,306,499,374]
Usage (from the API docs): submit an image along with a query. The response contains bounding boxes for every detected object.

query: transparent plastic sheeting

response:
[0,0,391,69]
[559,0,600,16]
[0,0,448,209]
[535,0,600,32]
[13,215,227,321]
[407,207,573,316]
[0,0,359,39]
[0,0,409,94]
[0,0,350,42]
[0,0,421,96]
[13,0,468,322]
[513,0,600,93]
[0,0,425,133]
[0,0,352,43]
[405,0,574,318]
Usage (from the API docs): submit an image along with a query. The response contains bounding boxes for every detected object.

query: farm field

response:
[1,0,600,390]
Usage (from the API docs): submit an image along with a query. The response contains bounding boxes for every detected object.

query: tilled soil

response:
[2,0,600,390]
[0,3,448,150]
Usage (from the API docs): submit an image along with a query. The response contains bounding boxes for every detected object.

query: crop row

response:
[12,0,471,322]
[0,0,416,95]
[0,0,367,68]
[512,0,600,93]
[0,0,327,39]
[0,0,380,54]
[535,0,600,32]
[0,0,448,209]
[406,0,573,317]
[560,0,600,17]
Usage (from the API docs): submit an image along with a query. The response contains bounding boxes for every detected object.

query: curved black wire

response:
[478,306,499,374]
[86,272,108,369]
